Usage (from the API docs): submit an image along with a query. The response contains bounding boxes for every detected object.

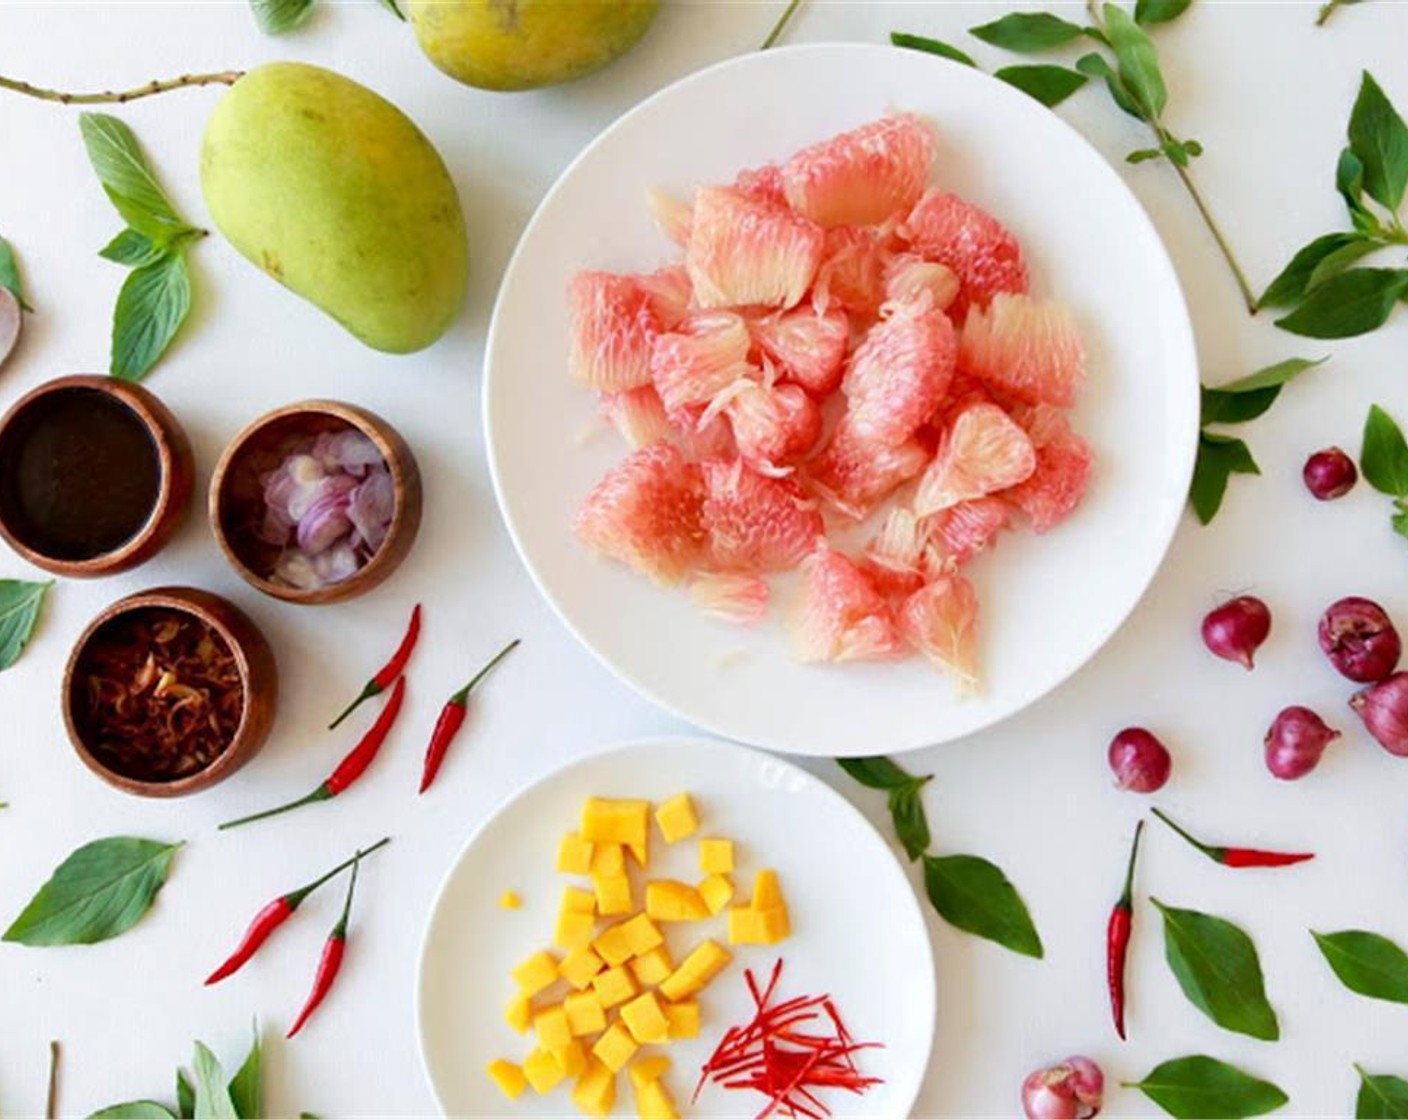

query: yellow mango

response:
[752,869,785,911]
[523,1046,564,1094]
[654,793,699,843]
[628,1054,672,1092]
[592,1021,640,1073]
[499,890,522,910]
[552,1038,588,1078]
[486,1058,527,1100]
[619,991,670,1045]
[556,910,596,951]
[593,924,634,967]
[534,1004,573,1049]
[558,832,594,875]
[635,1077,680,1120]
[565,990,607,1037]
[699,838,734,875]
[698,874,734,915]
[563,886,597,914]
[591,841,625,877]
[620,913,664,956]
[559,946,606,990]
[594,873,634,917]
[728,905,791,946]
[582,798,650,846]
[505,992,533,1033]
[662,1000,699,1040]
[592,964,638,1009]
[659,939,731,1002]
[626,835,649,868]
[645,880,710,922]
[629,945,673,988]
[572,1057,617,1118]
[512,949,559,997]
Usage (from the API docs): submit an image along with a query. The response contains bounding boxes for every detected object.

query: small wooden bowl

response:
[209,400,422,605]
[0,375,195,578]
[63,586,279,798]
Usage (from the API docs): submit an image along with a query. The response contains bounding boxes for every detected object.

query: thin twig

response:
[1316,0,1346,25]
[1168,158,1259,313]
[0,71,243,105]
[761,0,804,50]
[46,1040,59,1120]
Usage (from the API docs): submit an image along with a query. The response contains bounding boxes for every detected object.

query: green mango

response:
[201,62,468,354]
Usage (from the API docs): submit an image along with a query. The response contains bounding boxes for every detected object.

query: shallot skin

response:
[1351,672,1408,757]
[1302,447,1357,500]
[1201,596,1272,670]
[1264,706,1340,780]
[1319,597,1401,683]
[1021,1056,1103,1120]
[1108,728,1171,793]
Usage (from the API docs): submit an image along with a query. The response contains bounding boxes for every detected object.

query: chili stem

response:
[286,837,391,906]
[1150,807,1218,858]
[761,0,803,49]
[334,858,361,939]
[450,639,521,704]
[218,786,331,831]
[45,1041,59,1120]
[0,70,244,105]
[1118,820,1145,907]
[328,682,378,733]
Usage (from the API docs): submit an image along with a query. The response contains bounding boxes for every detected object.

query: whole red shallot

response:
[1319,597,1401,683]
[1264,706,1340,780]
[1108,728,1171,793]
[1302,447,1358,500]
[1201,596,1271,670]
[1021,1056,1103,1119]
[1351,673,1408,757]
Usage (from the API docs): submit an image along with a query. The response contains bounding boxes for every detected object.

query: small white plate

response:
[484,44,1199,756]
[417,738,935,1118]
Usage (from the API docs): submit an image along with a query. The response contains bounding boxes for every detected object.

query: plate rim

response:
[483,41,1200,756]
[414,734,938,1117]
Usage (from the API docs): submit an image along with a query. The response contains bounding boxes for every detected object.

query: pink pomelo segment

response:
[568,271,659,391]
[750,306,851,398]
[883,254,959,313]
[843,302,956,447]
[811,224,892,319]
[807,422,929,520]
[574,442,705,586]
[924,496,1010,567]
[959,293,1086,408]
[781,113,936,229]
[1004,406,1094,532]
[860,507,929,598]
[650,312,752,419]
[636,264,693,331]
[733,163,789,208]
[647,188,692,247]
[901,189,1029,320]
[900,575,981,692]
[724,379,824,469]
[689,573,770,625]
[793,548,905,664]
[686,186,825,310]
[701,458,823,573]
[600,386,674,449]
[914,401,1036,517]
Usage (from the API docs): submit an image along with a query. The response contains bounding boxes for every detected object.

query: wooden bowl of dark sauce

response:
[0,375,194,577]
[64,587,278,797]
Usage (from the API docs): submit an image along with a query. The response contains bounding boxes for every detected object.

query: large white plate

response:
[485,44,1199,757]
[417,738,934,1118]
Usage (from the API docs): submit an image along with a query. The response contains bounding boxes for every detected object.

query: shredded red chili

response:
[696,959,882,1118]
[1152,807,1314,868]
[328,603,421,730]
[1107,820,1144,1040]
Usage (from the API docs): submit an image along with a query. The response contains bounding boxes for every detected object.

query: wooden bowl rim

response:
[208,398,419,606]
[0,374,189,577]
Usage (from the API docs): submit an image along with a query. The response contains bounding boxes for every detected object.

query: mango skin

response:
[201,62,468,354]
[408,0,660,92]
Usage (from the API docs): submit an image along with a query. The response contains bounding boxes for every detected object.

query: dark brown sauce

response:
[0,388,160,560]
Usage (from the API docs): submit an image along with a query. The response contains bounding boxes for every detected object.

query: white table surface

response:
[2,2,1407,1116]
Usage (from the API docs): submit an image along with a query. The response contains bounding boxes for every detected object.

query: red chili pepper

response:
[328,604,421,730]
[204,837,389,985]
[219,677,407,830]
[1107,820,1143,1040]
[419,640,520,794]
[1152,807,1314,867]
[287,858,362,1039]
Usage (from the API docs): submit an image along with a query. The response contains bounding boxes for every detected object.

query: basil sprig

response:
[1356,1065,1408,1119]
[249,0,402,35]
[0,234,32,311]
[1126,1055,1289,1118]
[836,756,932,859]
[1359,404,1408,542]
[1314,929,1408,1004]
[1263,73,1408,338]
[79,113,201,381]
[1152,898,1279,1040]
[0,578,52,673]
[89,1029,269,1120]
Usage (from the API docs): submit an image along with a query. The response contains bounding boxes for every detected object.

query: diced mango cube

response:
[620,912,664,956]
[524,1046,565,1094]
[591,841,625,877]
[572,1057,617,1118]
[565,990,608,1037]
[699,838,734,875]
[752,869,784,910]
[512,949,560,997]
[654,793,699,844]
[594,873,634,916]
[552,1038,589,1078]
[629,945,674,988]
[698,874,734,915]
[556,909,596,951]
[583,798,650,845]
[505,992,533,1033]
[560,946,606,990]
[592,964,639,1009]
[645,880,710,922]
[592,1020,640,1073]
[558,832,594,876]
[620,990,670,1045]
[487,1058,527,1100]
[659,939,731,1002]
[662,1000,700,1040]
[563,886,597,914]
[728,904,791,945]
[594,923,634,967]
[635,1077,680,1120]
[534,1003,573,1049]
[499,890,522,910]
[626,836,649,868]
[628,1054,672,1092]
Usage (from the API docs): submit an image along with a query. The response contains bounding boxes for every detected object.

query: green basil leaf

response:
[1212,355,1325,395]
[375,0,405,18]
[1357,1065,1408,1119]
[1153,899,1279,1040]
[0,578,52,672]
[77,114,189,242]
[3,837,182,946]
[969,12,1086,52]
[836,755,919,790]
[1336,147,1380,232]
[89,1104,177,1119]
[1276,268,1408,338]
[1260,233,1374,308]
[1128,147,1165,164]
[1313,929,1408,1004]
[1201,385,1281,426]
[1348,72,1408,212]
[1135,0,1193,25]
[1163,139,1192,167]
[249,0,315,34]
[1307,239,1382,290]
[100,229,165,269]
[1361,405,1408,497]
[192,1043,238,1120]
[888,781,931,861]
[1075,51,1145,119]
[1129,1055,1289,1119]
[889,32,977,68]
[0,234,32,311]
[923,854,1043,958]
[995,65,1088,107]
[227,1025,261,1119]
[1102,4,1167,118]
[177,1072,195,1120]
[1190,433,1259,525]
[111,251,192,382]
[1393,501,1408,541]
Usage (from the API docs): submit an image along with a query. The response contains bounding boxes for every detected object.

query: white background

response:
[1,1,1407,1116]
